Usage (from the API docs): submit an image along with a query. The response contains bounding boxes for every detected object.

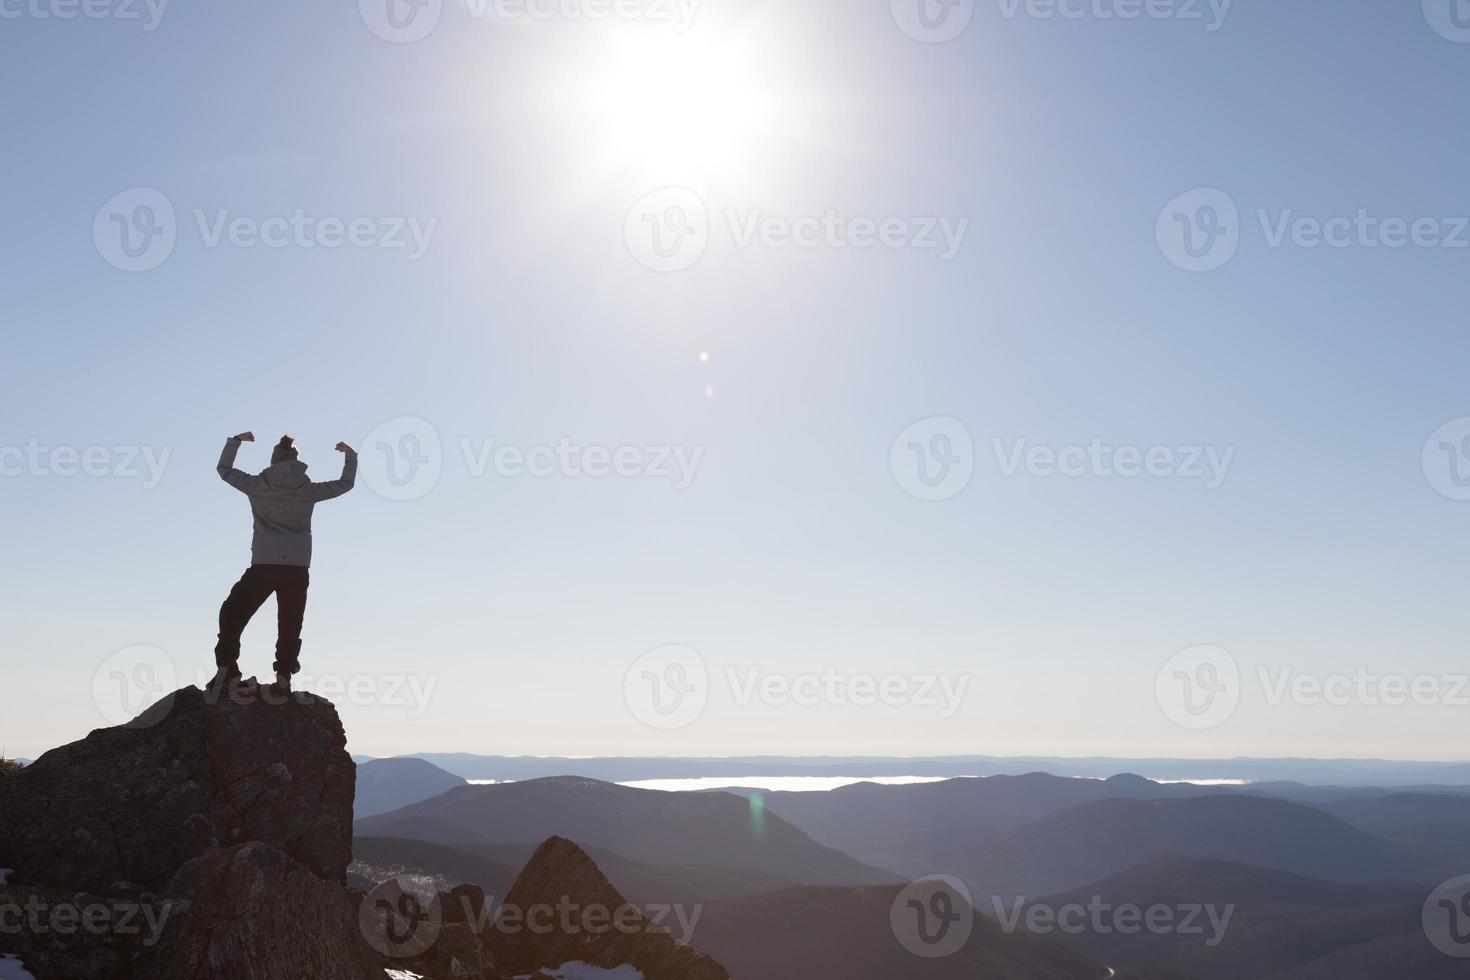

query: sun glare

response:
[552,28,791,186]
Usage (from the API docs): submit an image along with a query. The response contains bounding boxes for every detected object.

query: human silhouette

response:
[211,432,357,695]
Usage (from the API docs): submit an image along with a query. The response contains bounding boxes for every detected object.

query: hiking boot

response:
[206,665,243,702]
[269,672,292,698]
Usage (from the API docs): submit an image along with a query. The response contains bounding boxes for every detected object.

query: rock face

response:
[137,843,382,980]
[0,685,353,894]
[0,684,373,980]
[0,685,733,980]
[488,836,731,980]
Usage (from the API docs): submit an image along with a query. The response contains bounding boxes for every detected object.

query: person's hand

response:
[235,432,255,442]
[335,442,355,454]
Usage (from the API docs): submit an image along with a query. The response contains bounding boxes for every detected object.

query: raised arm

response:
[217,432,260,494]
[311,442,358,501]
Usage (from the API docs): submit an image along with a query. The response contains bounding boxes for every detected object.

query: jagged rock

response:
[0,684,735,980]
[0,685,376,980]
[358,879,499,980]
[488,836,730,980]
[135,842,382,980]
[0,685,353,894]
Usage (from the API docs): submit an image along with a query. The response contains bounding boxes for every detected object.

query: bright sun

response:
[549,26,795,187]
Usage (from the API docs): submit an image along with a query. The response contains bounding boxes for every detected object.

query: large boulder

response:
[488,836,730,980]
[0,685,731,980]
[0,684,375,980]
[137,842,383,980]
[0,685,354,894]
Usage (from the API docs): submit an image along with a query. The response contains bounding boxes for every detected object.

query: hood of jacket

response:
[262,460,310,489]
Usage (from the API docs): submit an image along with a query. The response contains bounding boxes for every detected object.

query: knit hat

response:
[271,435,299,465]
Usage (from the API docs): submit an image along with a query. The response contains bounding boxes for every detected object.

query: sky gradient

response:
[3,0,1469,762]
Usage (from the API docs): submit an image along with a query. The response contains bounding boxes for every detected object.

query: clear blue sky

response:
[3,0,1469,762]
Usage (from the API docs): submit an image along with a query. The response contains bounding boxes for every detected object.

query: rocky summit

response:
[0,685,354,895]
[0,684,731,980]
[0,684,375,979]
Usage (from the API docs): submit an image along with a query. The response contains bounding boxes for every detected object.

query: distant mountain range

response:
[354,756,466,819]
[1029,858,1455,980]
[694,883,1124,980]
[354,776,902,892]
[348,768,1470,980]
[350,752,1470,786]
[354,835,796,907]
[952,794,1434,895]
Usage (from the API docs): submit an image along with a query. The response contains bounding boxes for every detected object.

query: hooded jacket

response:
[217,437,357,567]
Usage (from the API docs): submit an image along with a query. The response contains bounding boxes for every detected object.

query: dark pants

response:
[215,564,310,675]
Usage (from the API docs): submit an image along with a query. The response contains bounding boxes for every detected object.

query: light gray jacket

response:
[218,437,357,567]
